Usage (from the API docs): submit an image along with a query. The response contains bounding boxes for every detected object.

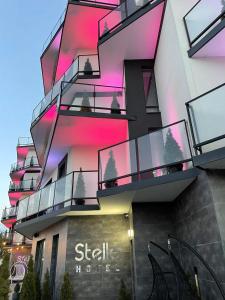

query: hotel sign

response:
[74,242,120,274]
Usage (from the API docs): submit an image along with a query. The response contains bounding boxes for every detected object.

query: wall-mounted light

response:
[128,229,134,239]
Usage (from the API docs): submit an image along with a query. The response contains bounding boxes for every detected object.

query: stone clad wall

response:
[65,215,132,300]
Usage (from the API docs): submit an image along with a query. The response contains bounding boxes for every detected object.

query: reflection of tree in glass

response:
[74,168,86,205]
[164,129,184,164]
[80,92,92,112]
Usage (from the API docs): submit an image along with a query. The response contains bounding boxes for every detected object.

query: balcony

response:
[97,120,198,214]
[8,179,37,206]
[17,137,34,163]
[186,83,225,168]
[32,55,100,166]
[1,207,17,228]
[10,157,40,181]
[97,0,165,86]
[41,2,113,95]
[184,0,225,57]
[15,171,99,238]
[39,83,129,184]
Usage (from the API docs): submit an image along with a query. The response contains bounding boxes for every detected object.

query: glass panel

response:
[39,182,55,212]
[94,86,125,114]
[100,140,137,184]
[64,59,78,82]
[13,232,24,244]
[185,0,224,44]
[73,171,98,199]
[99,3,126,37]
[17,198,29,220]
[27,191,41,217]
[188,85,225,146]
[54,173,73,205]
[78,55,99,76]
[138,122,191,172]
[99,0,154,37]
[61,83,94,112]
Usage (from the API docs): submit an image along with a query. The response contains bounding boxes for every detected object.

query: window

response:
[58,155,67,179]
[50,235,59,297]
[35,239,45,280]
[142,69,159,113]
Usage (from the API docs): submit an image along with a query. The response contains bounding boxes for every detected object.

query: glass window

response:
[50,235,59,297]
[35,239,45,280]
[142,69,159,113]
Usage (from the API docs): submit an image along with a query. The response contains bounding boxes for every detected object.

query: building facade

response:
[1,137,41,282]
[2,0,225,299]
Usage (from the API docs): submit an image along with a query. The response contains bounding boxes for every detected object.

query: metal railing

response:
[60,82,126,114]
[98,120,193,190]
[184,0,225,47]
[10,157,40,174]
[17,170,99,222]
[2,207,17,220]
[32,54,100,125]
[186,83,225,153]
[42,9,66,53]
[17,137,33,147]
[9,179,37,192]
[98,0,160,38]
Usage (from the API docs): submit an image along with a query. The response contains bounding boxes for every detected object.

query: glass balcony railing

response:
[9,179,37,193]
[32,54,100,125]
[98,120,192,190]
[60,83,126,114]
[2,207,17,220]
[10,157,40,174]
[42,9,66,53]
[17,137,33,147]
[17,170,98,222]
[99,0,158,38]
[184,0,225,47]
[186,83,225,153]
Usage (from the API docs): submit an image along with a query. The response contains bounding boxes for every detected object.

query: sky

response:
[0,0,67,224]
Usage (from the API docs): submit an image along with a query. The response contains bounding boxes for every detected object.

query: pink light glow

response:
[55,4,110,82]
[41,28,63,95]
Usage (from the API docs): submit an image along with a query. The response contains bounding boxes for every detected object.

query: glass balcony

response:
[17,137,33,147]
[186,83,225,153]
[17,170,98,223]
[99,0,159,39]
[2,207,17,220]
[98,120,192,190]
[184,0,225,57]
[10,157,40,174]
[32,54,100,125]
[9,179,37,193]
[60,83,126,115]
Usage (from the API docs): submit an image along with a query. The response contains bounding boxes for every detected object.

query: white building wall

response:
[155,0,225,125]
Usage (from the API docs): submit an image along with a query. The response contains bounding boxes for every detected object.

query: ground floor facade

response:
[31,169,225,300]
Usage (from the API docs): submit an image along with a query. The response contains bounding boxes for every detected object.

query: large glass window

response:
[50,234,59,297]
[142,69,159,113]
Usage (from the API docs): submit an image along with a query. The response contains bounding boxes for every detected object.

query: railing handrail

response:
[2,207,17,219]
[98,0,159,38]
[183,0,225,46]
[32,54,99,125]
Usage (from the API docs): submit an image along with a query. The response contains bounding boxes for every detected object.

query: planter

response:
[167,163,183,174]
[83,70,93,76]
[80,106,92,112]
[111,108,121,114]
[75,198,85,205]
[104,180,118,189]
